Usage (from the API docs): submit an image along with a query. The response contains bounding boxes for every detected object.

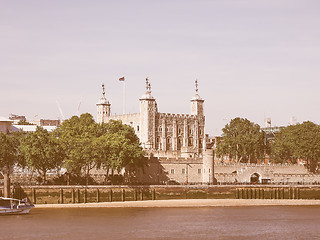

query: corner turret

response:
[96,83,111,123]
[190,79,204,116]
[139,78,158,149]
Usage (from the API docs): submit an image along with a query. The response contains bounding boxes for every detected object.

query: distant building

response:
[11,125,57,133]
[0,117,13,134]
[30,119,61,127]
[9,114,26,124]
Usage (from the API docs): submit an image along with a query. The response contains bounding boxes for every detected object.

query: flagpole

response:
[119,77,126,114]
[123,80,126,114]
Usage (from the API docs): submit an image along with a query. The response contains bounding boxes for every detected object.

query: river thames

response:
[1,206,320,240]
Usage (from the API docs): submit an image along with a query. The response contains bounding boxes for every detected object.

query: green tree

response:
[56,113,98,184]
[0,132,21,197]
[271,121,320,172]
[57,115,146,184]
[97,120,146,172]
[216,117,267,163]
[19,127,64,183]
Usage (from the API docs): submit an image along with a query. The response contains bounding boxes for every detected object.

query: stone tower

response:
[190,79,204,116]
[139,78,158,149]
[202,148,215,184]
[96,83,111,123]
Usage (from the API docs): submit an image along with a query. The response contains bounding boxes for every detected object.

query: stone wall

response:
[214,163,320,184]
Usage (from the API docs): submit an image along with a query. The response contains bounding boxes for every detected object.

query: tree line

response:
[0,113,146,186]
[216,117,320,173]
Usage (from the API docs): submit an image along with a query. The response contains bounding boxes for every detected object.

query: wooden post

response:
[121,189,125,202]
[140,190,143,201]
[248,188,252,199]
[77,189,80,203]
[281,188,284,199]
[84,189,87,203]
[252,188,256,199]
[32,188,36,204]
[72,189,75,203]
[152,189,156,200]
[109,190,113,202]
[134,189,137,201]
[96,189,100,203]
[239,188,243,199]
[292,188,296,199]
[297,188,300,199]
[288,188,291,199]
[235,189,239,199]
[59,189,64,204]
[244,188,248,199]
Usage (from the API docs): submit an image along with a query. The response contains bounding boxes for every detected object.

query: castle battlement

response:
[158,113,198,119]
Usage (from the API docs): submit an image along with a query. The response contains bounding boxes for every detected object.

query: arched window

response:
[167,137,172,151]
[188,138,193,146]
[189,128,193,135]
[177,137,182,150]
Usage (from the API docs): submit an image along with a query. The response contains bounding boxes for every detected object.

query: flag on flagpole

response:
[119,77,125,81]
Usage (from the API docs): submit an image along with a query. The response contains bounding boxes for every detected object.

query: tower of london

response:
[97,78,214,184]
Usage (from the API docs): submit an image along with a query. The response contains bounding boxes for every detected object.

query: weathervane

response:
[102,83,106,98]
[195,79,198,94]
[146,77,151,93]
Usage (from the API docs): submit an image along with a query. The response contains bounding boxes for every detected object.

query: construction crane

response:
[56,100,65,120]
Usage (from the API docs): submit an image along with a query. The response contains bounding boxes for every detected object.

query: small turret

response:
[190,79,204,116]
[96,83,111,123]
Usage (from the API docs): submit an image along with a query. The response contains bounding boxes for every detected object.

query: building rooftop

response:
[11,125,57,132]
[0,116,13,122]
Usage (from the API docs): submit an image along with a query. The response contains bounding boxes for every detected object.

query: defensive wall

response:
[214,163,320,184]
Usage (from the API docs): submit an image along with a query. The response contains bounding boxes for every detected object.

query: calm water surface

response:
[1,206,320,240]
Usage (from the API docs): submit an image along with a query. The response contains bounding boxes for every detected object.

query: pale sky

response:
[1,0,320,135]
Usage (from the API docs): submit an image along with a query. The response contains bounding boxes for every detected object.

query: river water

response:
[1,206,320,240]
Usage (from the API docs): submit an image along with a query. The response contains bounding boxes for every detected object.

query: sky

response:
[1,0,320,136]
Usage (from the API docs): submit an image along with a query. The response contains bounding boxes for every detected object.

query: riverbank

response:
[35,199,320,208]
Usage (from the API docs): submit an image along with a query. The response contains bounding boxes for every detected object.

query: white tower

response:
[96,83,111,123]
